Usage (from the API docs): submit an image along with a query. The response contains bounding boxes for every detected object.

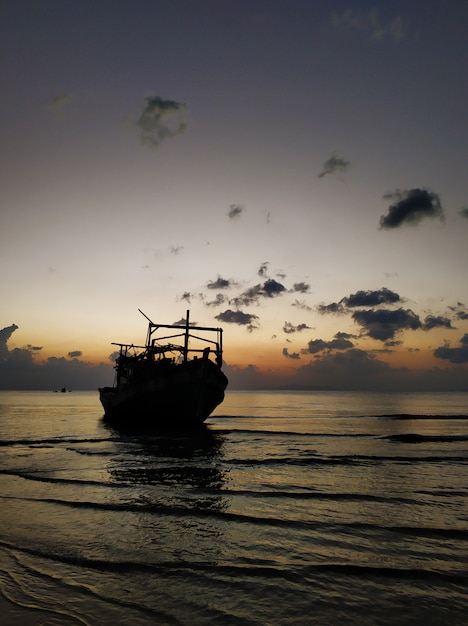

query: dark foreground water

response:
[0,390,467,625]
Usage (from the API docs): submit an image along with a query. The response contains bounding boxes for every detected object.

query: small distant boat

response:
[99,310,228,427]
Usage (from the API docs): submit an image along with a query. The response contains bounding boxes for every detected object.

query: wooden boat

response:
[99,310,228,426]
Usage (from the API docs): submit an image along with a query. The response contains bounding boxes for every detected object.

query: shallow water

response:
[0,390,467,625]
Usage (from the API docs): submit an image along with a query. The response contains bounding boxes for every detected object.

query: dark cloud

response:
[434,334,468,364]
[317,302,346,315]
[291,282,310,294]
[449,302,468,321]
[352,308,421,341]
[330,9,406,43]
[179,292,192,303]
[205,294,228,308]
[318,288,401,314]
[0,325,113,390]
[231,279,286,307]
[282,348,301,360]
[459,206,468,219]
[318,152,351,178]
[207,276,232,290]
[215,309,259,331]
[379,188,444,229]
[0,324,19,359]
[343,287,401,307]
[227,204,244,220]
[133,95,187,148]
[68,351,82,358]
[302,333,354,354]
[283,322,311,334]
[422,315,453,331]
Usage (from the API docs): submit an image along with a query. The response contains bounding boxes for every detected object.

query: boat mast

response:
[184,310,190,362]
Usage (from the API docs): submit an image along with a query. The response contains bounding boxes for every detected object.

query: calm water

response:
[0,390,467,625]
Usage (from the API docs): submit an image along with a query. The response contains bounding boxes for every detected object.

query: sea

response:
[0,389,467,626]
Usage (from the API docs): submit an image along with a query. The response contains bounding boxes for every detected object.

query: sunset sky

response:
[1,0,467,391]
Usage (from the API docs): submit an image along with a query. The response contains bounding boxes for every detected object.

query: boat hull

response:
[99,358,228,427]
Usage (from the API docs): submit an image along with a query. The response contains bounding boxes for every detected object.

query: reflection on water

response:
[104,423,229,513]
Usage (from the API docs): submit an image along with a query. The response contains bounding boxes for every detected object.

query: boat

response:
[99,310,228,427]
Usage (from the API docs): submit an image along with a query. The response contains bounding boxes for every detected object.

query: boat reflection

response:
[104,422,228,512]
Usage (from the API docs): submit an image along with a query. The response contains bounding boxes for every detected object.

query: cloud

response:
[422,315,453,331]
[132,95,187,148]
[352,308,421,341]
[433,334,468,364]
[0,324,19,359]
[207,276,233,290]
[343,287,401,307]
[302,333,354,354]
[258,262,269,277]
[169,245,184,255]
[0,324,113,390]
[449,302,468,321]
[292,299,312,311]
[330,8,406,43]
[205,293,228,308]
[459,206,468,219]
[47,92,73,112]
[178,291,192,303]
[283,322,311,334]
[231,279,286,307]
[291,282,310,294]
[215,309,259,331]
[318,152,351,178]
[379,188,444,229]
[282,348,301,360]
[319,288,401,315]
[67,351,83,358]
[317,302,346,315]
[227,204,245,219]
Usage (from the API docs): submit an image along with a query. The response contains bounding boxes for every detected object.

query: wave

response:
[378,414,468,420]
[383,433,468,443]
[2,494,467,542]
[1,539,466,588]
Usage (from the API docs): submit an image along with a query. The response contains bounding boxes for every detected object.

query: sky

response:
[1,0,468,391]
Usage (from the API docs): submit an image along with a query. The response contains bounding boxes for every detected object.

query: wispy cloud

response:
[318,152,351,179]
[131,94,187,148]
[283,322,311,334]
[379,188,444,229]
[292,299,312,312]
[257,262,269,277]
[330,8,407,43]
[47,92,73,112]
